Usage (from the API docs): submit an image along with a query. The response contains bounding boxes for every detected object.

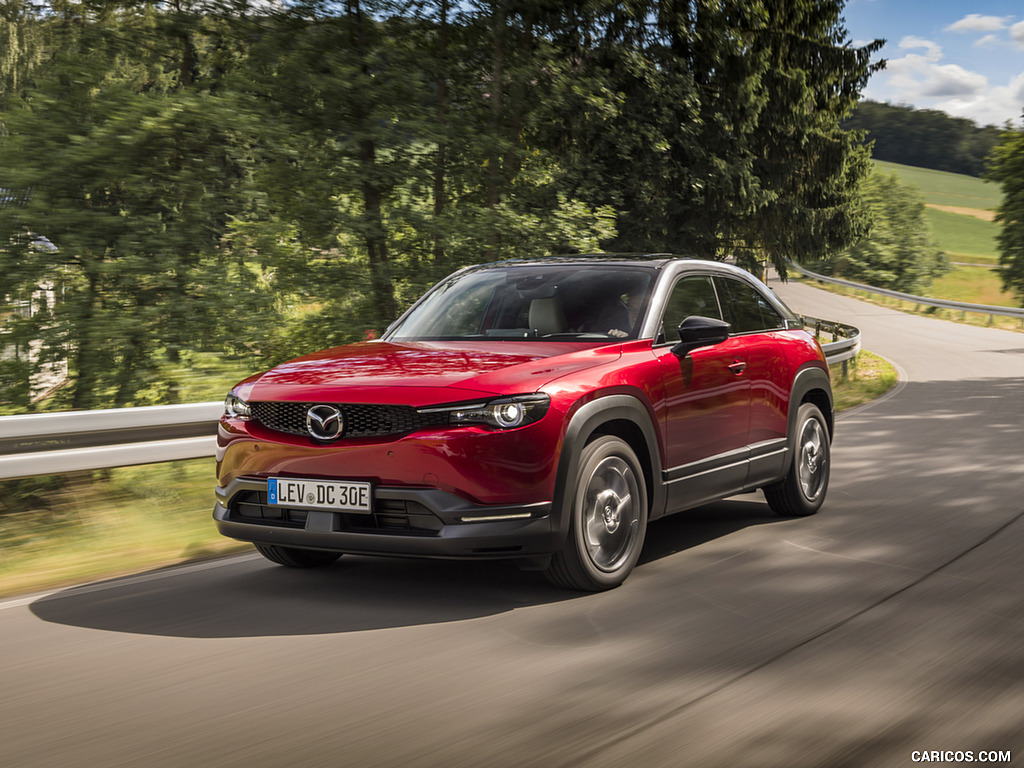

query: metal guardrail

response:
[0,322,862,480]
[804,316,861,366]
[790,262,1024,322]
[0,402,222,480]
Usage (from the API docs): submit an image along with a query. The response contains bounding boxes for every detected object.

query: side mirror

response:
[671,315,731,357]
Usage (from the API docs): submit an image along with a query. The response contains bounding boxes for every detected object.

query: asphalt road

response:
[3,279,1023,768]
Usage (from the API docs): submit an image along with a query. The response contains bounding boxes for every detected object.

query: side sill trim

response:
[662,446,750,485]
[661,438,788,486]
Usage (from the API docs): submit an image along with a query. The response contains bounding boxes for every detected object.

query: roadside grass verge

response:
[927,265,1016,307]
[0,354,898,599]
[829,351,898,412]
[0,459,244,598]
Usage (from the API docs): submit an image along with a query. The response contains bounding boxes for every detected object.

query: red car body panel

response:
[213,257,833,567]
[217,414,565,507]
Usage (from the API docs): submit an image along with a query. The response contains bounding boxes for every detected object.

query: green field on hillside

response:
[924,208,999,263]
[839,160,1020,310]
[874,160,1002,211]
[874,160,1003,271]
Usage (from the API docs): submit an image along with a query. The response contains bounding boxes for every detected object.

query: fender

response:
[781,364,834,475]
[549,394,667,548]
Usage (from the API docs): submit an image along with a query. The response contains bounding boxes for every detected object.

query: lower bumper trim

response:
[214,478,560,559]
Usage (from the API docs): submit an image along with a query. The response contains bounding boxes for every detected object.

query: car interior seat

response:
[529,297,568,336]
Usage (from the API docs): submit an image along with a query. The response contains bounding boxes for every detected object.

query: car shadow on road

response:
[29,498,782,639]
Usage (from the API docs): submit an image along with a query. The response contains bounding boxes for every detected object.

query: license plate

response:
[268,477,372,513]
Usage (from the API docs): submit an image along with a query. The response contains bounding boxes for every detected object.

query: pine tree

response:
[987,122,1024,305]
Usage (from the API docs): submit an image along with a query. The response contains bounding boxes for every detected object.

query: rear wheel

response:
[254,544,342,568]
[546,435,648,591]
[764,402,830,517]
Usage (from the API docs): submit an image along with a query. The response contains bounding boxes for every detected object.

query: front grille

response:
[250,402,446,440]
[229,490,444,536]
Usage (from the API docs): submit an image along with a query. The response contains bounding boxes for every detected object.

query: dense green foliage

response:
[987,124,1024,303]
[1,0,881,412]
[818,169,948,293]
[845,101,1003,178]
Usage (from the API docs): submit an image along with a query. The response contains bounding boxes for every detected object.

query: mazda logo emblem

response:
[306,404,344,441]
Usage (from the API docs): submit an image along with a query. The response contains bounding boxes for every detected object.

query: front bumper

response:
[214,477,560,559]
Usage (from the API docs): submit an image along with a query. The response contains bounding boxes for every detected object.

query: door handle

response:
[728,359,747,375]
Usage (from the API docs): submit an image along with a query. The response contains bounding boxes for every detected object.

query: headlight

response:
[420,394,550,429]
[224,393,253,420]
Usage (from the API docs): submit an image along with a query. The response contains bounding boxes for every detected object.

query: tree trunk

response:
[432,0,449,272]
[71,270,101,411]
[485,0,507,261]
[349,0,398,329]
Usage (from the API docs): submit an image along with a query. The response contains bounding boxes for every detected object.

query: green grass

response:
[0,355,899,598]
[865,160,1012,301]
[829,351,898,413]
[924,208,999,262]
[166,351,259,403]
[873,160,1002,264]
[0,459,245,597]
[874,160,1002,211]
[927,265,1016,307]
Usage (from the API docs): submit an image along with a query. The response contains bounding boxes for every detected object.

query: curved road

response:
[2,279,1023,767]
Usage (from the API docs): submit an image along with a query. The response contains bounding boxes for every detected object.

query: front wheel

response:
[763,402,830,517]
[546,435,648,591]
[254,544,342,568]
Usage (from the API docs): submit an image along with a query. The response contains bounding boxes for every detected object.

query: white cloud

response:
[934,73,1024,126]
[945,14,1010,33]
[919,65,988,98]
[1011,20,1024,47]
[866,36,1024,126]
[974,34,1000,48]
[898,35,942,62]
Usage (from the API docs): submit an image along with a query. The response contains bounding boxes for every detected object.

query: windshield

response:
[387,265,657,342]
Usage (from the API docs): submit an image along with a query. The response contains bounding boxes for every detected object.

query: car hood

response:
[238,340,621,407]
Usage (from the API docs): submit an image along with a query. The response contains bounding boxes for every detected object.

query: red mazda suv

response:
[215,256,833,590]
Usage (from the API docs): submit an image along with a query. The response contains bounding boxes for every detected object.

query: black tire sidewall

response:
[791,403,830,514]
[569,435,649,589]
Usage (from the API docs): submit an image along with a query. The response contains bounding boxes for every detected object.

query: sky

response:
[842,0,1024,127]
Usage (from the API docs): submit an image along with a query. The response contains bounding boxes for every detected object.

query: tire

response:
[764,402,830,517]
[546,435,648,591]
[254,544,342,568]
